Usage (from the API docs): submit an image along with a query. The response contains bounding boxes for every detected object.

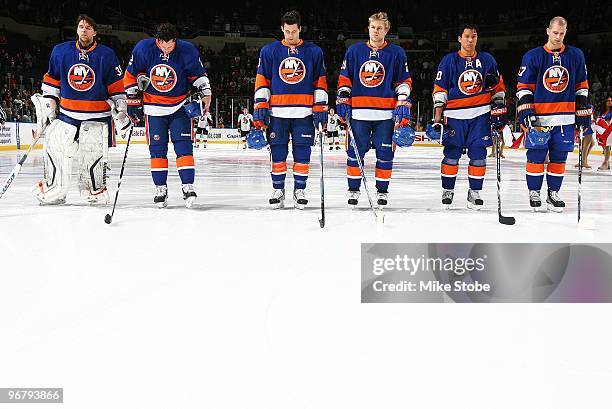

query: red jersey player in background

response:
[595,96,612,170]
[516,16,591,212]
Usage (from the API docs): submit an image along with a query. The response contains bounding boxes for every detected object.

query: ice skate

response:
[546,189,565,212]
[376,192,388,208]
[442,189,454,209]
[347,190,360,208]
[529,190,543,211]
[293,188,308,210]
[269,188,285,209]
[182,184,197,208]
[467,189,483,210]
[154,185,168,208]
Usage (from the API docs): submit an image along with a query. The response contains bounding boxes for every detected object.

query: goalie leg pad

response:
[76,121,110,203]
[33,119,78,204]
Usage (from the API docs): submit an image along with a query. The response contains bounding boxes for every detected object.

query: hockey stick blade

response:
[499,214,515,225]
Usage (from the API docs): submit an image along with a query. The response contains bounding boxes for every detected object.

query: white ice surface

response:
[1,143,611,408]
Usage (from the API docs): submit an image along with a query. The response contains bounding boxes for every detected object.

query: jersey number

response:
[435,71,442,81]
[518,66,526,77]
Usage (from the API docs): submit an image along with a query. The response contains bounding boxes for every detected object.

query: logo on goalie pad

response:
[458,69,483,96]
[150,64,177,92]
[68,63,96,91]
[278,57,306,84]
[542,65,569,93]
[359,60,385,88]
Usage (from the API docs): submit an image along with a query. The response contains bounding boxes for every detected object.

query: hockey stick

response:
[494,127,515,225]
[578,127,584,223]
[104,126,134,224]
[345,120,384,223]
[318,123,325,228]
[0,130,42,200]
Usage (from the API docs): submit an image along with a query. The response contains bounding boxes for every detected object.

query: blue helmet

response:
[525,126,551,148]
[246,129,268,150]
[425,122,455,142]
[392,126,415,148]
[183,100,204,119]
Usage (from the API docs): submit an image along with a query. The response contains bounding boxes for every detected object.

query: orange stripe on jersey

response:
[394,77,413,89]
[312,105,328,113]
[293,162,310,174]
[534,102,575,114]
[255,74,271,90]
[526,162,545,174]
[432,84,447,95]
[254,101,269,109]
[468,165,486,177]
[490,74,506,94]
[441,164,458,176]
[143,93,186,106]
[151,158,168,169]
[123,70,137,88]
[60,98,110,112]
[517,82,535,91]
[446,93,491,109]
[313,75,327,90]
[547,162,566,175]
[352,96,396,109]
[338,74,353,89]
[272,162,287,173]
[176,155,194,168]
[575,80,589,90]
[43,73,60,87]
[375,168,392,179]
[107,79,124,95]
[270,94,314,106]
[347,166,361,177]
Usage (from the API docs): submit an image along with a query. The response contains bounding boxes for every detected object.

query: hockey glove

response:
[490,102,508,131]
[517,102,536,128]
[336,90,352,124]
[126,93,144,125]
[393,98,412,128]
[313,104,328,130]
[253,101,270,129]
[575,104,593,131]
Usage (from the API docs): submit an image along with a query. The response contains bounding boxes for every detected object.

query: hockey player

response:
[516,16,591,212]
[194,111,213,149]
[595,96,611,171]
[327,108,341,150]
[336,12,413,208]
[32,14,130,205]
[252,10,328,209]
[237,107,253,149]
[428,23,507,210]
[124,23,211,208]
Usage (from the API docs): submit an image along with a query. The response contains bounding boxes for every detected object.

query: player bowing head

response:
[155,23,178,55]
[546,16,567,50]
[281,10,301,46]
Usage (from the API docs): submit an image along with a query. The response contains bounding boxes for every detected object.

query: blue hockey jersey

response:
[124,38,208,116]
[517,44,588,126]
[433,50,505,120]
[338,41,412,121]
[254,39,328,118]
[42,41,124,121]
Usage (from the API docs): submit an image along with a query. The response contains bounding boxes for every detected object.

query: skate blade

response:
[156,201,168,209]
[546,204,564,213]
[271,202,284,210]
[184,197,196,208]
[467,203,483,210]
[294,202,305,210]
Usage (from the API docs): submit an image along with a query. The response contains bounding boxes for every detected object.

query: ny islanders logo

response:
[542,65,569,93]
[68,64,95,91]
[458,69,483,95]
[150,64,177,92]
[278,57,305,84]
[359,60,385,88]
